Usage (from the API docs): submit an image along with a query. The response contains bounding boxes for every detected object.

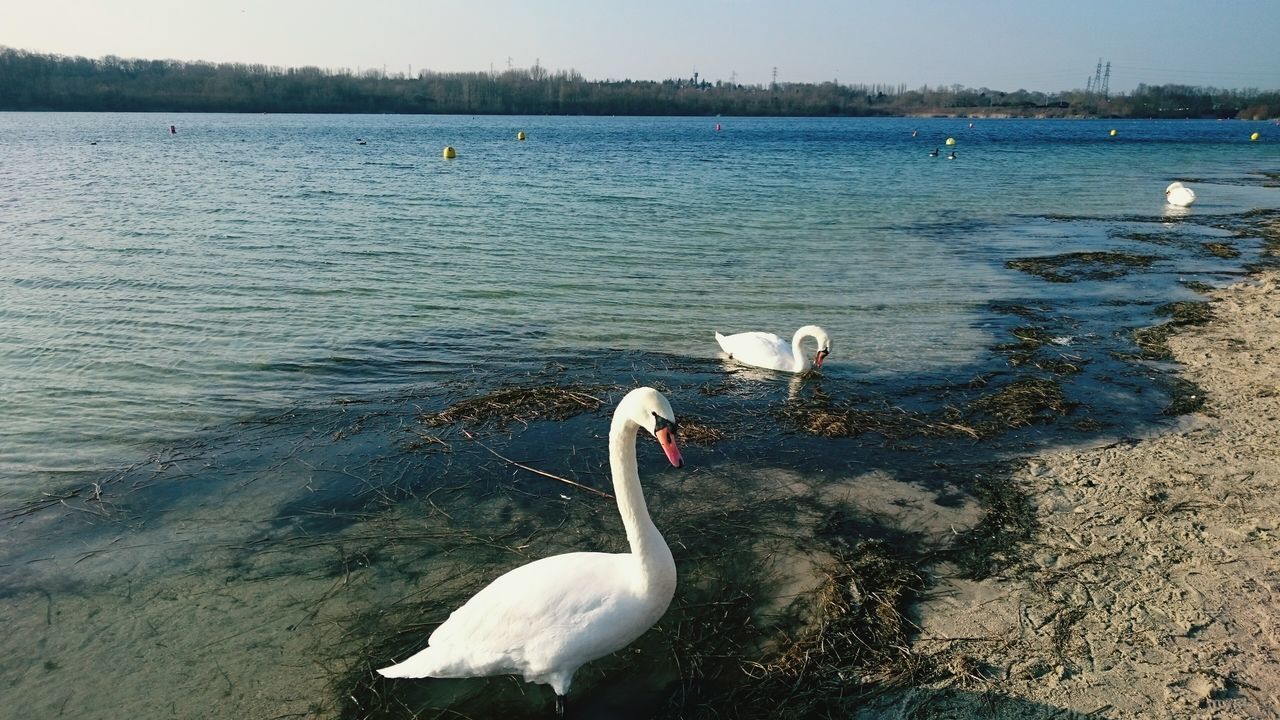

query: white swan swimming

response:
[377,387,684,716]
[1165,181,1196,207]
[714,325,831,374]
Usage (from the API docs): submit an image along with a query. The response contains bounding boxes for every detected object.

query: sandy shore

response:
[865,269,1280,718]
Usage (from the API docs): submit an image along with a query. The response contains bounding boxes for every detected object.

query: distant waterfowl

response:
[1165,182,1196,207]
[928,148,939,157]
[377,387,684,717]
[948,150,957,160]
[715,325,831,374]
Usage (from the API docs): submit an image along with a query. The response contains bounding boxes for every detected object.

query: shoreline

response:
[875,266,1280,717]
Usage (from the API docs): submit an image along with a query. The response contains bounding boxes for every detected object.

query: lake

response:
[0,112,1277,718]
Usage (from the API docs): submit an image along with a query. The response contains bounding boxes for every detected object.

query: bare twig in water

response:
[462,430,613,500]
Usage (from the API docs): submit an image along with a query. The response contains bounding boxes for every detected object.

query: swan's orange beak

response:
[814,349,830,369]
[655,427,683,468]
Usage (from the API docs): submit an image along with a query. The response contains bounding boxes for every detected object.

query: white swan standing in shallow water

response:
[377,387,684,716]
[1165,182,1197,207]
[714,325,831,374]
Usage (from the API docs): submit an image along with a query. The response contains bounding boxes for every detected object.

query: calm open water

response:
[0,112,1276,491]
[2,112,1279,719]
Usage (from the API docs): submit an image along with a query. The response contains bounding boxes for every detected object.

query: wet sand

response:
[872,269,1280,718]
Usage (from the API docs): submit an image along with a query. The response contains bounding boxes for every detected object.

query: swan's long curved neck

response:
[790,330,813,373]
[609,413,675,587]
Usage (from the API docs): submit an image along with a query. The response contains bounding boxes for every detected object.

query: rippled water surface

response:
[1,112,1277,488]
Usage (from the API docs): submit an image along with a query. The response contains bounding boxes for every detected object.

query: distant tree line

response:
[1,47,1276,119]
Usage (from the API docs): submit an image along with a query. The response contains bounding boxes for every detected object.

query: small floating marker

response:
[715,123,722,132]
[945,137,956,146]
[968,122,974,128]
[442,145,457,159]
[1250,132,1261,141]
[517,130,527,141]
[1109,129,1118,137]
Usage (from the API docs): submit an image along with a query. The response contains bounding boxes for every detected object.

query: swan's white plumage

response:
[1165,181,1196,207]
[376,387,680,700]
[714,325,831,374]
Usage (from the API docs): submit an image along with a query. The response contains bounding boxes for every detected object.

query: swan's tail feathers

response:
[713,333,730,355]
[376,647,448,679]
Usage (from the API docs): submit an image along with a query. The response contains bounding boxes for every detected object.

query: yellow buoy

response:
[1110,129,1118,137]
[442,145,456,159]
[945,137,956,146]
[1251,132,1261,141]
[517,131,527,141]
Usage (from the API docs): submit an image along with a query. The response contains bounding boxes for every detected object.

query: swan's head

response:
[1165,182,1185,195]
[797,325,832,369]
[624,387,684,468]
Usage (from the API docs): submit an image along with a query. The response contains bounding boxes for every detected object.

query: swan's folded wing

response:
[716,331,791,370]
[428,553,632,652]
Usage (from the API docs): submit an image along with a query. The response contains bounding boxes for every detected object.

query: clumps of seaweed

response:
[949,469,1037,579]
[776,398,980,441]
[679,419,728,445]
[994,326,1086,375]
[779,376,1074,442]
[1131,301,1215,360]
[723,541,929,717]
[1006,251,1159,283]
[1180,279,1216,293]
[988,303,1049,320]
[1202,242,1241,258]
[963,377,1075,436]
[1161,376,1208,416]
[420,384,605,430]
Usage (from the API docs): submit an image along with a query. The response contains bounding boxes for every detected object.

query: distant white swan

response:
[1165,181,1196,207]
[377,387,684,716]
[714,325,831,374]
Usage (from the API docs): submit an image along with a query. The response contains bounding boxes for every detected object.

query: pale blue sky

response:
[6,0,1279,91]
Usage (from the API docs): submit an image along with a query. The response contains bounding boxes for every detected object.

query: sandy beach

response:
[865,267,1280,718]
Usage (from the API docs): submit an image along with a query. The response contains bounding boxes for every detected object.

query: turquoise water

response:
[0,112,1276,488]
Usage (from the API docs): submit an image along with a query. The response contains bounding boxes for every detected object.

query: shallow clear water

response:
[2,112,1276,488]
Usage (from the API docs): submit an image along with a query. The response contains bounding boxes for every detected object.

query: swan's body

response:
[377,387,683,713]
[1165,182,1196,207]
[714,325,831,374]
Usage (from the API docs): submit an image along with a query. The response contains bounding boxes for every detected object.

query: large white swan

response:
[714,325,831,374]
[1165,181,1197,207]
[377,387,684,716]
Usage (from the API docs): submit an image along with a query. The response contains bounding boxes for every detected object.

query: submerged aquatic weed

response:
[1006,251,1159,283]
[1132,301,1214,360]
[950,469,1037,578]
[1202,242,1240,258]
[1161,376,1207,416]
[963,377,1074,436]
